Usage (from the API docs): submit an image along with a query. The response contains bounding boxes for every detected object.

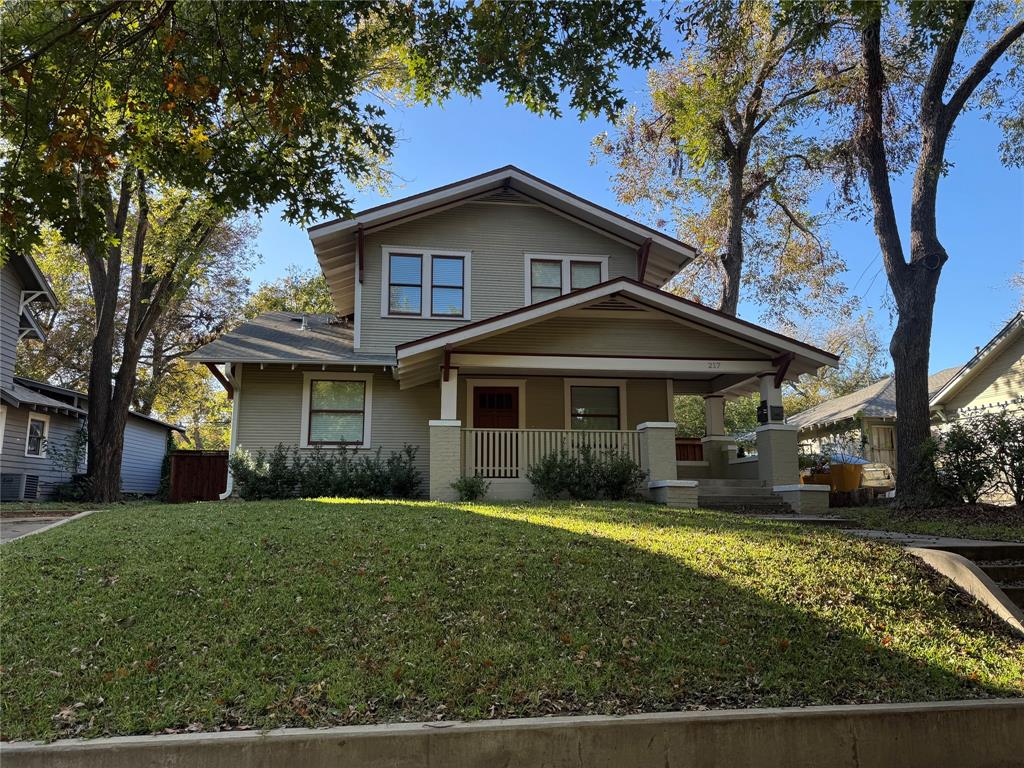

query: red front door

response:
[473,387,519,428]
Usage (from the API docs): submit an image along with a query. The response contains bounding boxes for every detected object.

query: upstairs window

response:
[431,255,464,317]
[382,248,471,319]
[526,254,608,304]
[530,259,562,304]
[388,253,422,315]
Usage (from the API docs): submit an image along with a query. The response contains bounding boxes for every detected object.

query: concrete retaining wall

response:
[4,699,1022,768]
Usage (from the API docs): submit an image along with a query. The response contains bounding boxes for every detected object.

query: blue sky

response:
[254,70,1023,373]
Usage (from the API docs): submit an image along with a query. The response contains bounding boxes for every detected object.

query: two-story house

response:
[0,253,183,500]
[188,167,838,510]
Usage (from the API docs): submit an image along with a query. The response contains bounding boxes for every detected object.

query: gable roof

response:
[929,312,1023,408]
[307,166,698,316]
[787,367,960,430]
[185,312,396,366]
[395,278,838,388]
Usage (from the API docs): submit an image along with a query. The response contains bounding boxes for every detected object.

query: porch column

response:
[440,367,459,420]
[755,376,798,485]
[637,421,677,485]
[429,419,462,501]
[701,395,734,477]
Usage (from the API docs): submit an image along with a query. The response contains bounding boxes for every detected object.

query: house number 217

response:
[707,361,721,369]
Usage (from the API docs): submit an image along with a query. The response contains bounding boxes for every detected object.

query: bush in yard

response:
[526,447,647,501]
[451,474,491,502]
[228,444,301,500]
[934,422,995,505]
[383,446,422,498]
[979,410,1024,506]
[298,446,337,498]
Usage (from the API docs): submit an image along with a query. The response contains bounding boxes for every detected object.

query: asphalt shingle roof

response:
[787,367,961,430]
[185,312,396,365]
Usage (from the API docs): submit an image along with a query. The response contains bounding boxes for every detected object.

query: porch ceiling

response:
[394,279,838,393]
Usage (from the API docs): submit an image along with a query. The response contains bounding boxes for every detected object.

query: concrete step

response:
[699,494,783,505]
[698,479,770,489]
[700,502,792,513]
[916,543,1024,563]
[981,563,1024,582]
[997,585,1024,609]
[697,486,778,497]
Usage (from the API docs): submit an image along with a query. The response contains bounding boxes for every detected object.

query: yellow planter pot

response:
[830,463,864,493]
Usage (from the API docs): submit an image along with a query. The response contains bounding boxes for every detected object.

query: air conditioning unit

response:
[1,473,25,501]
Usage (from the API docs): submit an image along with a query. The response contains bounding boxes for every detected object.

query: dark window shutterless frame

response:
[430,254,464,317]
[569,385,621,430]
[307,380,366,445]
[388,253,423,315]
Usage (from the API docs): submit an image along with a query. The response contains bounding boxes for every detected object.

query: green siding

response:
[359,202,638,354]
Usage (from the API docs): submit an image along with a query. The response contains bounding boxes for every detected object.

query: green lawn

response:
[841,505,1024,543]
[2,500,1022,741]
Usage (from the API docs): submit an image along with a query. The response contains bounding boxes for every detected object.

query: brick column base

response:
[429,420,462,501]
[756,424,799,486]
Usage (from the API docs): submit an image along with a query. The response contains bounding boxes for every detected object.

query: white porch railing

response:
[462,428,642,479]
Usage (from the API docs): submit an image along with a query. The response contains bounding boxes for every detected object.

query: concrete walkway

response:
[1,517,64,543]
[845,528,1024,550]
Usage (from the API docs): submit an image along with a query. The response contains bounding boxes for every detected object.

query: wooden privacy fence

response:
[169,450,228,502]
[462,428,642,479]
[675,437,704,461]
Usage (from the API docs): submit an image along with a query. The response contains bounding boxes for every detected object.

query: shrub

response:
[228,444,301,500]
[526,447,647,501]
[451,474,490,502]
[979,410,1024,506]
[230,444,422,500]
[52,475,93,502]
[934,422,995,504]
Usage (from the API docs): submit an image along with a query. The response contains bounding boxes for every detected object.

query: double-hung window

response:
[387,253,423,315]
[25,413,49,457]
[567,384,623,431]
[526,254,607,304]
[303,374,371,448]
[431,255,464,317]
[382,248,471,319]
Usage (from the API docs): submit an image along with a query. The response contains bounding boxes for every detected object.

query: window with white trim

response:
[525,254,608,304]
[381,247,471,319]
[300,372,373,449]
[25,412,49,457]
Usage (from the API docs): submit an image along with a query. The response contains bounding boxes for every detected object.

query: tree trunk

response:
[890,266,942,504]
[718,161,745,316]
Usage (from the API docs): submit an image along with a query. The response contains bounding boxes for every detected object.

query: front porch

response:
[393,279,838,511]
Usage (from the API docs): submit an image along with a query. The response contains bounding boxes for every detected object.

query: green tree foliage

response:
[674,393,759,438]
[785,312,890,414]
[782,0,1023,506]
[2,0,665,500]
[595,0,853,323]
[243,267,335,318]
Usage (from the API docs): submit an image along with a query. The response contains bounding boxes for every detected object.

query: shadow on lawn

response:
[2,496,1020,740]
[301,498,1020,705]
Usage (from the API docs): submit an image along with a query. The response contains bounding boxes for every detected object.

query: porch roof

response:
[394,278,839,392]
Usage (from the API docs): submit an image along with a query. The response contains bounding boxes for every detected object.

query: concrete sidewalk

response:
[1,517,64,543]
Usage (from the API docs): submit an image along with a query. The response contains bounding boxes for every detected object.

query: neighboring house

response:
[189,167,839,508]
[789,312,1024,470]
[0,254,183,500]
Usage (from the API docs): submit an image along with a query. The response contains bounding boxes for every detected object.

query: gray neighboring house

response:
[1,254,183,500]
[789,311,1024,471]
[189,166,840,511]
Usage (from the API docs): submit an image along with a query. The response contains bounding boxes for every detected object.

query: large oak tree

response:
[2,1,666,500]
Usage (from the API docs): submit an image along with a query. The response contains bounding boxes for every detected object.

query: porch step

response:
[697,479,770,489]
[997,585,1024,609]
[699,500,792,513]
[697,486,777,497]
[981,563,1024,582]
[698,494,781,505]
